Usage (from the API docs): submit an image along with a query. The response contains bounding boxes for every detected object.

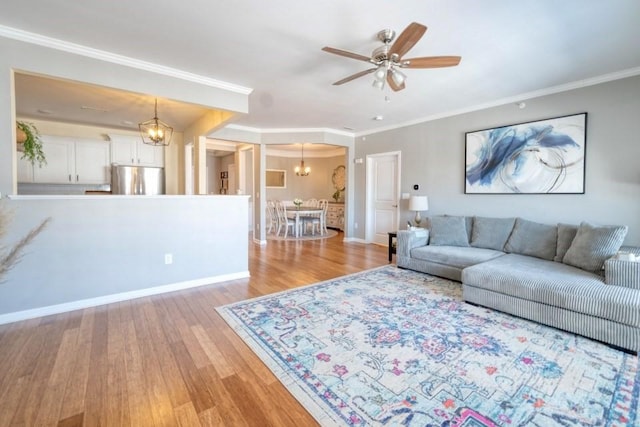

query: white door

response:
[366,152,401,245]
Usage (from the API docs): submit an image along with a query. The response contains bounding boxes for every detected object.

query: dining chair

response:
[318,199,329,234]
[305,198,319,207]
[266,200,278,234]
[301,212,321,236]
[301,200,323,236]
[275,200,297,238]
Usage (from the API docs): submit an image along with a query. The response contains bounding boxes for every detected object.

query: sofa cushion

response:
[554,223,578,262]
[462,253,640,328]
[562,222,628,272]
[411,245,504,269]
[470,216,516,251]
[504,218,557,261]
[429,216,469,247]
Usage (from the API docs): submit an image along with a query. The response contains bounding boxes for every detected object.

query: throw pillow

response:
[444,214,473,241]
[562,222,628,272]
[429,216,469,247]
[554,223,578,262]
[470,216,516,251]
[504,218,558,261]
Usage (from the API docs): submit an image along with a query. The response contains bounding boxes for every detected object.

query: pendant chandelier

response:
[295,143,311,176]
[139,98,173,146]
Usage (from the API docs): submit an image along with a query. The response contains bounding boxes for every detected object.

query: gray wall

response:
[0,195,249,317]
[0,35,252,321]
[0,36,248,196]
[354,75,640,245]
[266,155,346,201]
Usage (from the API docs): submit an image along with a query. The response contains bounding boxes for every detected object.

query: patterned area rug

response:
[266,229,338,241]
[217,266,639,426]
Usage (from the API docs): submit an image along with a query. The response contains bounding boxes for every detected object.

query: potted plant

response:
[16,121,46,167]
[332,189,341,202]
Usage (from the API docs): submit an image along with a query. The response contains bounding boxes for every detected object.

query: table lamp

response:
[409,195,429,226]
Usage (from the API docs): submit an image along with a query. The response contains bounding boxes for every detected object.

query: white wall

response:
[354,75,640,245]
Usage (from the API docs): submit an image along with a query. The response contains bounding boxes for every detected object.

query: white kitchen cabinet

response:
[75,141,111,183]
[33,137,75,183]
[110,134,164,167]
[29,136,110,184]
[17,155,34,183]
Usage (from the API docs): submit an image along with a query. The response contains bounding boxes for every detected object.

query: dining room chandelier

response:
[295,144,311,176]
[139,98,173,146]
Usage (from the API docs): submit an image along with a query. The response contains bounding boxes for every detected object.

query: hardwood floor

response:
[0,233,388,426]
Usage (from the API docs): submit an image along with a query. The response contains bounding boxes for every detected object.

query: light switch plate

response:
[401,193,410,200]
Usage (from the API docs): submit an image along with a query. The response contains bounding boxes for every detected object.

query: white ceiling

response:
[4,0,640,135]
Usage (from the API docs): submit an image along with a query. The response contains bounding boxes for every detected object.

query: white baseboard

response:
[344,237,369,243]
[0,271,250,325]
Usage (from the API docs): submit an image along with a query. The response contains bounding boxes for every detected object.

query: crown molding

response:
[0,24,253,95]
[356,66,640,137]
[265,147,346,158]
[225,123,355,137]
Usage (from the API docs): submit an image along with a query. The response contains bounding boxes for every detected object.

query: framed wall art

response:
[465,112,587,194]
[266,169,287,188]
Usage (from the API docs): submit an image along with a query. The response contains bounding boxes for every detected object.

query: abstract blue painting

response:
[465,113,587,194]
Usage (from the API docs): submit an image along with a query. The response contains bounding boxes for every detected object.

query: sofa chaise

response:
[397,215,640,353]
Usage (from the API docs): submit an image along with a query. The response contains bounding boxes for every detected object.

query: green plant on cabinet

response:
[16,121,46,167]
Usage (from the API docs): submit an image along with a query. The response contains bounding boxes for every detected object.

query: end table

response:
[388,231,397,262]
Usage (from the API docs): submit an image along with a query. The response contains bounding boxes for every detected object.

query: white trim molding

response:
[0,271,250,325]
[225,123,355,138]
[356,66,640,137]
[0,24,253,95]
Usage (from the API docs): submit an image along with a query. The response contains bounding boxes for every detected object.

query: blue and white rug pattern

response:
[217,266,638,426]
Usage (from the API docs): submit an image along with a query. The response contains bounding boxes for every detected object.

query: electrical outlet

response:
[164,253,173,265]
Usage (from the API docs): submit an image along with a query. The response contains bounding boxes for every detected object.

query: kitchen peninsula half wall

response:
[0,194,249,324]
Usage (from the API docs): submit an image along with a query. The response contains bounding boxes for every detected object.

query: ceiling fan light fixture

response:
[322,22,461,93]
[389,68,406,86]
[374,64,387,81]
[139,98,173,146]
[372,79,385,90]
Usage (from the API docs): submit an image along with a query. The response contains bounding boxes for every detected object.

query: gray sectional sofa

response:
[397,216,640,353]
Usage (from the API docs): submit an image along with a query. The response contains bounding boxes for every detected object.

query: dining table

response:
[286,205,324,238]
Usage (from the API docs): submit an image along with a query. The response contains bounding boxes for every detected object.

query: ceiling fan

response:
[322,22,461,92]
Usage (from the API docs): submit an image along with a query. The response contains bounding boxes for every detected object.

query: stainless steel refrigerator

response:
[111,164,165,195]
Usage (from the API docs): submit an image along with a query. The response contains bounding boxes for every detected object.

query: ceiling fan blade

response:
[400,56,462,68]
[322,46,371,62]
[332,68,376,85]
[386,73,405,92]
[389,22,427,58]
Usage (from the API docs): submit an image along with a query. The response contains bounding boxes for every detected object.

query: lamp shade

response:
[409,195,429,211]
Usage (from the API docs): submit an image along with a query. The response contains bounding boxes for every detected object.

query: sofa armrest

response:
[397,229,429,258]
[605,258,640,289]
